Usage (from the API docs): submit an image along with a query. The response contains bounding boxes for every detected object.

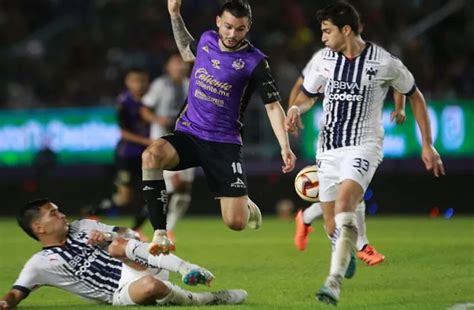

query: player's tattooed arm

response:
[170,15,196,62]
[168,0,195,61]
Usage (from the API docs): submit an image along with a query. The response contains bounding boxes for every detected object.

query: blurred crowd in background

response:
[1,0,473,110]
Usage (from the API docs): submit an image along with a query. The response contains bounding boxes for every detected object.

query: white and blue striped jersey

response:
[302,43,415,153]
[12,220,122,304]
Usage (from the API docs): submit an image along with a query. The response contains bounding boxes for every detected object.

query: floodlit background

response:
[0,0,473,215]
[0,1,473,309]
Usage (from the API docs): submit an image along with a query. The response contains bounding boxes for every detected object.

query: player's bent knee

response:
[224,217,247,231]
[139,276,169,299]
[335,200,354,213]
[142,146,167,169]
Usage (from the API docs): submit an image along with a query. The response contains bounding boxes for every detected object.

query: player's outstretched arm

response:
[168,0,195,62]
[140,106,171,128]
[265,102,296,173]
[390,90,406,124]
[88,228,140,246]
[285,91,318,135]
[408,88,445,177]
[120,128,153,147]
[0,288,27,309]
[288,76,304,107]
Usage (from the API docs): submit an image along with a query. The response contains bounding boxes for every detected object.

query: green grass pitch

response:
[1,215,473,309]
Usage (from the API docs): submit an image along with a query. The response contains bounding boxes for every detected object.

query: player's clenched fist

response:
[87,230,112,245]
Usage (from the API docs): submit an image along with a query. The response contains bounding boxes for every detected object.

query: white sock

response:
[355,201,369,251]
[303,202,323,224]
[142,168,164,181]
[166,193,191,231]
[125,239,190,274]
[125,239,160,274]
[247,198,257,222]
[156,282,214,305]
[327,229,339,252]
[329,212,358,277]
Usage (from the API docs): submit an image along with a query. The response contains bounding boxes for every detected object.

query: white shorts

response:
[164,168,195,192]
[112,264,170,306]
[316,145,383,202]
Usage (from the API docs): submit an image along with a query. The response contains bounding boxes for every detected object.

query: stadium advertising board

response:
[0,100,472,166]
[0,107,119,166]
[301,100,473,159]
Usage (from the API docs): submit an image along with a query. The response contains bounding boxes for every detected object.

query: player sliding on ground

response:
[142,0,295,256]
[286,1,444,305]
[0,198,246,309]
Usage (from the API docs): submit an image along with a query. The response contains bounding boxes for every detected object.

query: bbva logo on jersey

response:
[328,80,360,91]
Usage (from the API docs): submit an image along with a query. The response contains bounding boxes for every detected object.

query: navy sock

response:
[142,180,168,230]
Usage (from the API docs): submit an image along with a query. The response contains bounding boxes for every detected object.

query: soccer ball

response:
[294,165,320,202]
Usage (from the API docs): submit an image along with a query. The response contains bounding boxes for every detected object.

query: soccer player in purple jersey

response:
[141,0,296,255]
[114,68,154,233]
[83,68,157,238]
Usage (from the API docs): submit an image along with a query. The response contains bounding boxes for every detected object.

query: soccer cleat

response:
[247,200,262,229]
[344,252,356,279]
[357,244,385,266]
[148,230,175,255]
[315,275,342,306]
[211,289,248,305]
[182,267,215,287]
[294,209,314,251]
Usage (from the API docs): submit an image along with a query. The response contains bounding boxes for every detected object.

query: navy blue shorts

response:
[161,131,248,198]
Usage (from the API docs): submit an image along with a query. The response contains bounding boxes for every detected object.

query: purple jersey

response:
[115,91,149,158]
[176,30,278,145]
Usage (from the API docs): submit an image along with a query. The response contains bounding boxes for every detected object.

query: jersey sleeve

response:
[251,59,282,104]
[72,219,118,233]
[301,52,319,78]
[12,256,45,296]
[388,56,416,95]
[301,50,327,97]
[142,79,162,108]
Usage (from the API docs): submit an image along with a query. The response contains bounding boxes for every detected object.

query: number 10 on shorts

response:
[231,162,243,174]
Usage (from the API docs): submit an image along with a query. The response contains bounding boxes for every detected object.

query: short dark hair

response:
[219,0,252,24]
[124,67,148,77]
[316,1,361,34]
[17,198,51,241]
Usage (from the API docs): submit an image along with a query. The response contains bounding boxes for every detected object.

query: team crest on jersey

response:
[202,45,209,53]
[232,58,245,70]
[365,67,378,80]
[211,59,221,69]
